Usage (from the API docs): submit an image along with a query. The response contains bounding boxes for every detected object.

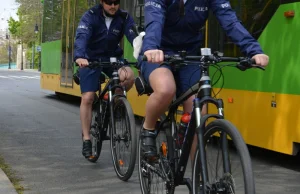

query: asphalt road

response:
[0,69,299,194]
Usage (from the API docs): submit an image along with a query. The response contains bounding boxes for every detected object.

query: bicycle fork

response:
[193,98,209,190]
[194,97,231,191]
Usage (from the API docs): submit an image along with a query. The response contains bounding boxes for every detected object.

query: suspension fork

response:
[108,67,120,136]
[217,99,231,173]
[194,98,209,188]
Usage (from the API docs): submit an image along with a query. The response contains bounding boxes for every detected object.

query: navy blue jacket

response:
[74,4,136,61]
[142,0,263,57]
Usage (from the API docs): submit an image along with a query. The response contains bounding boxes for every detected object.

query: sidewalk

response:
[0,68,40,73]
[0,169,17,194]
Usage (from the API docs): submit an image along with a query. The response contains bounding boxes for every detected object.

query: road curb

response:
[0,168,18,194]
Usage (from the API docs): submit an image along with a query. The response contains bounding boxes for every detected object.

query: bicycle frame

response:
[139,49,262,193]
[94,64,128,141]
[160,62,231,191]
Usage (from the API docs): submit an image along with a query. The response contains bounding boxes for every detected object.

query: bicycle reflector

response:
[161,142,167,157]
[89,155,95,159]
[119,159,124,166]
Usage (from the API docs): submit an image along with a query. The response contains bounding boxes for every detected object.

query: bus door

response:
[60,0,98,87]
[60,0,76,87]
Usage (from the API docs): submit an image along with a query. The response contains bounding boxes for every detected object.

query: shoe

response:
[141,129,158,161]
[82,140,92,158]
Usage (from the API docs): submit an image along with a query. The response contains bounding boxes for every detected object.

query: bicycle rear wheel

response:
[85,99,103,163]
[110,97,137,181]
[192,119,255,194]
[138,118,175,194]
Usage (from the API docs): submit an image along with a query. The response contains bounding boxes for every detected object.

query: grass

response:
[0,155,26,194]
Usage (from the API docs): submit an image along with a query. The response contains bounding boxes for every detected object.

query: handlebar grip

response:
[142,55,171,61]
[250,58,265,70]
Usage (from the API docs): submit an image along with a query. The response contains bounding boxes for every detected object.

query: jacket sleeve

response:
[124,14,138,46]
[209,0,264,57]
[141,0,167,53]
[74,11,93,61]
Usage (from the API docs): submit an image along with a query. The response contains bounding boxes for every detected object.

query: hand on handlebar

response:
[144,49,164,64]
[251,54,269,67]
[75,58,89,67]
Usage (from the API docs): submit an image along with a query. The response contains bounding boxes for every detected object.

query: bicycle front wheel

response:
[110,97,137,181]
[192,119,255,194]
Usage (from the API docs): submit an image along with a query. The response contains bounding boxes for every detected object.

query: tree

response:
[0,38,18,64]
[14,0,43,46]
[7,0,43,68]
[8,17,20,37]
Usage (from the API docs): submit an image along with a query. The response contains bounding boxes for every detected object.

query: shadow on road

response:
[44,92,81,107]
[248,145,300,172]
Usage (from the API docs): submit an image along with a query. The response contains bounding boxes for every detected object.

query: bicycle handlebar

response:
[142,54,265,71]
[75,59,137,69]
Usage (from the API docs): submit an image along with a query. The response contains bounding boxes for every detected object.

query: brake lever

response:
[237,58,265,71]
[252,65,265,71]
[236,64,249,71]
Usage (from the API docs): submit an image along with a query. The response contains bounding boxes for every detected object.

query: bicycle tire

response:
[85,100,103,163]
[192,119,255,194]
[110,97,137,181]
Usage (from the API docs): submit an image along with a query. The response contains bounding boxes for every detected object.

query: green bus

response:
[40,0,300,156]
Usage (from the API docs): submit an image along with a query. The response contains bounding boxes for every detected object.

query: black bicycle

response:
[75,57,137,181]
[137,48,264,194]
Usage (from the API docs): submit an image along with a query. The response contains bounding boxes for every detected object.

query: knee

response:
[119,67,135,90]
[151,81,176,101]
[126,70,135,88]
[155,86,176,100]
[149,68,176,100]
[81,92,94,105]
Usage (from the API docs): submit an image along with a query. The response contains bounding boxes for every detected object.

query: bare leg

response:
[143,68,176,130]
[80,92,94,140]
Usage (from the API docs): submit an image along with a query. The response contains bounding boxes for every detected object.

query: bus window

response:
[42,0,63,43]
[134,0,145,30]
[120,0,144,30]
[207,0,297,57]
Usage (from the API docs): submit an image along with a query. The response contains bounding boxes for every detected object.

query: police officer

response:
[138,0,269,160]
[74,0,137,158]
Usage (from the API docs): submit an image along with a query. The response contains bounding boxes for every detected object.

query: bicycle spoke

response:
[110,97,136,181]
[193,119,255,194]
